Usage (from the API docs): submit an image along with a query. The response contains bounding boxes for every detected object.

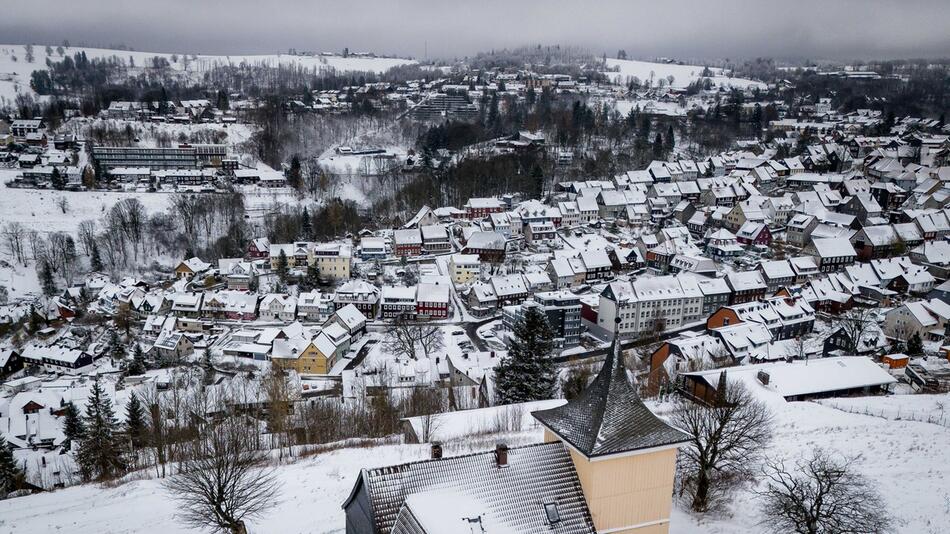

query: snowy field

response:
[672,389,950,534]
[0,44,415,103]
[62,118,259,150]
[604,58,766,90]
[0,431,541,534]
[0,174,171,235]
[1,393,947,534]
[0,175,173,298]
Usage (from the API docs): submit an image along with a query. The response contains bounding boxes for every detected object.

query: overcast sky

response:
[3,0,949,62]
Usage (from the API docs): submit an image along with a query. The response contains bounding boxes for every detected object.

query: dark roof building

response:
[343,442,595,534]
[343,317,689,534]
[532,325,690,458]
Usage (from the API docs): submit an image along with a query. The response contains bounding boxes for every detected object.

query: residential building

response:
[259,294,297,322]
[884,299,950,342]
[503,291,582,348]
[463,231,507,263]
[525,221,557,248]
[449,254,481,285]
[416,282,450,319]
[596,276,704,340]
[707,297,815,340]
[805,237,857,272]
[381,285,417,319]
[420,224,451,254]
[464,197,506,219]
[271,338,328,375]
[312,243,352,280]
[393,228,423,257]
[335,280,380,317]
[19,345,95,375]
[786,214,819,247]
[725,271,767,304]
[297,290,335,322]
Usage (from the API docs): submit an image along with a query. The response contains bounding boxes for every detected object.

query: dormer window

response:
[543,502,561,525]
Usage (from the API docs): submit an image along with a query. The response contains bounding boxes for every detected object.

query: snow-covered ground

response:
[0,175,174,298]
[0,44,415,104]
[604,58,766,90]
[1,393,947,534]
[0,174,172,235]
[0,438,505,534]
[63,118,259,150]
[671,388,950,534]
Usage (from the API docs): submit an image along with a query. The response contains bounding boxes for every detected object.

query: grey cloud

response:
[1,0,949,61]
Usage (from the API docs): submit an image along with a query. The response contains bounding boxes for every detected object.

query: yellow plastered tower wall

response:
[533,315,689,534]
[543,429,679,533]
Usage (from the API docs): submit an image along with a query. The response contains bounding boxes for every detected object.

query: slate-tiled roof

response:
[353,441,595,534]
[532,323,690,459]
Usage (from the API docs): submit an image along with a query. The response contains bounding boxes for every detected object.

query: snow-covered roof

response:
[349,440,595,534]
[683,356,896,399]
[466,231,506,250]
[809,237,856,258]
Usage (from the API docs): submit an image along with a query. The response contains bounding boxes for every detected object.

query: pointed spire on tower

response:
[533,316,688,458]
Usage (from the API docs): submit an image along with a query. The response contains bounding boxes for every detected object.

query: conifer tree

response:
[653,132,665,159]
[494,307,557,403]
[301,207,313,239]
[305,263,320,289]
[113,339,127,361]
[287,155,303,191]
[715,370,728,406]
[39,261,56,296]
[907,332,923,355]
[532,165,544,199]
[127,344,147,376]
[90,242,104,272]
[50,167,65,190]
[0,434,24,496]
[125,393,146,449]
[77,381,125,481]
[63,401,85,450]
[201,349,215,386]
[276,250,289,282]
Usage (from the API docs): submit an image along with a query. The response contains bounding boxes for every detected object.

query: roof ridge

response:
[364,440,560,475]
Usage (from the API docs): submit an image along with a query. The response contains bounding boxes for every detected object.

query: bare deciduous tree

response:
[384,314,419,360]
[403,387,446,442]
[1,222,27,264]
[418,324,444,360]
[758,448,893,534]
[837,307,877,353]
[263,365,293,460]
[165,417,279,534]
[77,219,97,257]
[672,372,774,513]
[384,314,444,362]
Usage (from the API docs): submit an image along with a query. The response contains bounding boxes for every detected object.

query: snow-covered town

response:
[1,4,950,534]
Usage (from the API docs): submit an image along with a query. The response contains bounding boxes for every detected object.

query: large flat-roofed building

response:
[92,144,228,170]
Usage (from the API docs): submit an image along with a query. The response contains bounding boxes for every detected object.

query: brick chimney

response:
[494,443,508,468]
[430,441,443,460]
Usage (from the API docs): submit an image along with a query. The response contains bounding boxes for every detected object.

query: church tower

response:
[533,318,689,534]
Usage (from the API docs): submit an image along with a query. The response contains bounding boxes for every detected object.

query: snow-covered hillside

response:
[0,176,172,235]
[0,394,947,534]
[0,44,415,103]
[605,58,766,90]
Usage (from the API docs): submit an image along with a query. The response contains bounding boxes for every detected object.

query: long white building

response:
[597,275,704,339]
